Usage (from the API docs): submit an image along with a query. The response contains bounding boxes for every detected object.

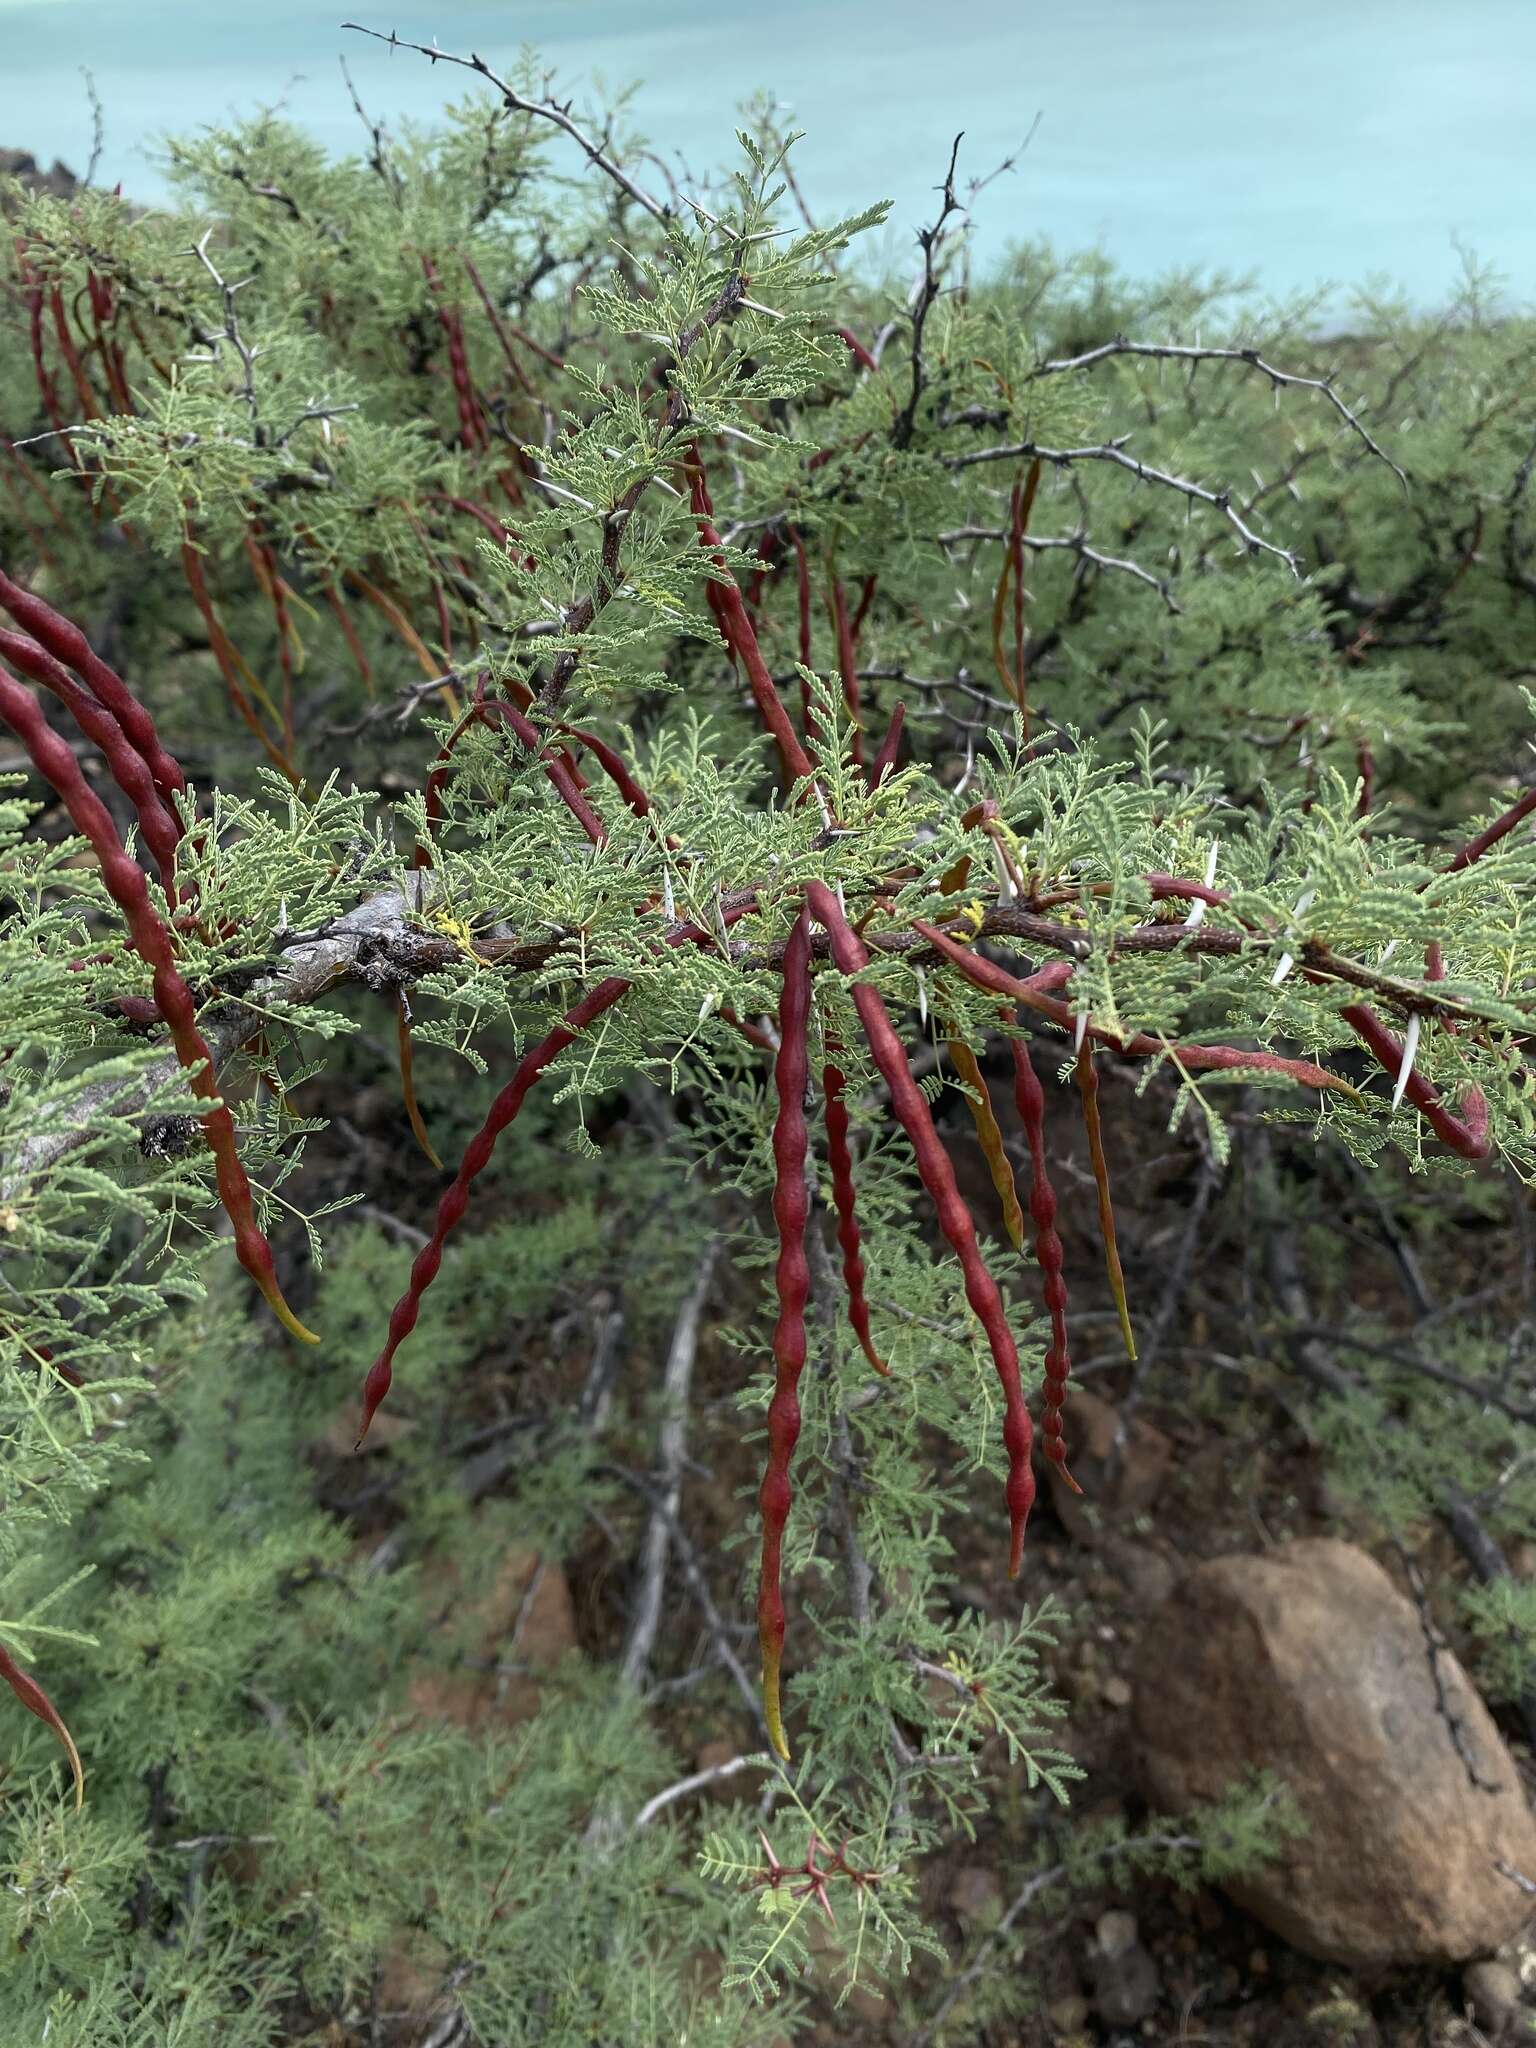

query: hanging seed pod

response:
[869,701,905,788]
[758,907,813,1760]
[826,576,867,774]
[397,991,443,1171]
[1010,1039,1079,1493]
[946,1035,1024,1251]
[0,1643,83,1810]
[0,627,181,897]
[358,977,632,1440]
[0,660,316,1344]
[687,450,817,788]
[822,1051,887,1377]
[1074,1040,1136,1363]
[805,882,1035,1574]
[0,567,186,818]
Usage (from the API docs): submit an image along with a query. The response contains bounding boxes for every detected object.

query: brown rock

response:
[948,1863,1002,1923]
[1046,1992,1090,2033]
[1048,1388,1171,1545]
[406,1545,576,1730]
[1463,1959,1526,2038]
[1131,1538,1536,1966]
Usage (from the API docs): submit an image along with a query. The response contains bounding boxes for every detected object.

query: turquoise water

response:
[2,0,1533,307]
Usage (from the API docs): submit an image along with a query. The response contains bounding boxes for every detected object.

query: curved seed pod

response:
[397,991,443,1171]
[821,1053,887,1376]
[0,659,317,1345]
[561,725,652,818]
[805,881,1035,1575]
[498,702,606,848]
[1074,1040,1136,1363]
[0,565,186,816]
[358,976,632,1441]
[1010,1039,1079,1493]
[0,1642,83,1810]
[1338,1003,1490,1160]
[946,1036,1024,1251]
[0,628,180,896]
[758,907,813,1760]
[1444,786,1536,873]
[912,919,1354,1097]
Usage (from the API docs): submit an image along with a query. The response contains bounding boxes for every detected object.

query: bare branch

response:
[1032,338,1407,486]
[341,25,671,222]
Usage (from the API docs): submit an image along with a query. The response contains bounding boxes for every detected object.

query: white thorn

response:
[917,968,928,1029]
[1379,939,1398,964]
[1204,838,1220,885]
[1391,1012,1420,1112]
[1073,1009,1088,1054]
[1270,950,1295,988]
[993,840,1015,900]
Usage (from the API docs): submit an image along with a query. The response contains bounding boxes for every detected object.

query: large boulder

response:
[1131,1538,1536,1966]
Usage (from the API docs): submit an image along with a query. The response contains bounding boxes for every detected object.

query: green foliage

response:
[1,36,1533,2043]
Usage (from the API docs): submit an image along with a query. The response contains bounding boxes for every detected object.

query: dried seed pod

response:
[1074,1040,1136,1363]
[397,991,443,1171]
[805,881,1035,1574]
[946,1036,1024,1251]
[822,1053,887,1376]
[758,907,813,1759]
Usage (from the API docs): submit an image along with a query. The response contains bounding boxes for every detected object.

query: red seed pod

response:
[805,881,1035,1575]
[0,627,181,896]
[1338,1003,1491,1161]
[1074,1041,1136,1363]
[0,566,186,818]
[0,1642,83,1810]
[1010,1039,1080,1494]
[0,659,317,1346]
[826,577,867,774]
[358,977,632,1440]
[911,919,1354,1098]
[758,906,813,1760]
[869,701,905,788]
[687,451,817,789]
[561,725,652,819]
[787,524,815,741]
[822,1052,887,1377]
[498,702,606,848]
